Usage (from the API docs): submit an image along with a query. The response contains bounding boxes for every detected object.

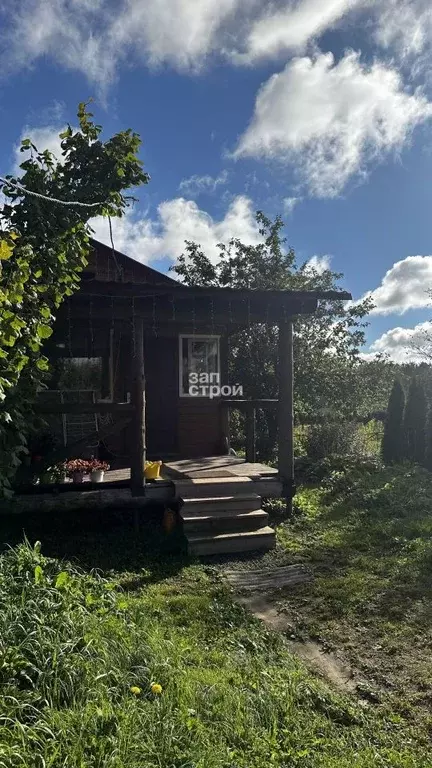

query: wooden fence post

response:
[245,407,256,463]
[130,317,146,498]
[278,319,294,514]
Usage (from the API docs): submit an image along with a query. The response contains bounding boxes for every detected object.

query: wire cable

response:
[0,175,107,209]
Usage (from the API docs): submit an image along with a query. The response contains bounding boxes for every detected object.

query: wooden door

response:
[144,335,178,457]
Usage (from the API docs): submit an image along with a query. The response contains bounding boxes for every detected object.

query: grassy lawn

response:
[1,495,432,766]
[275,461,432,739]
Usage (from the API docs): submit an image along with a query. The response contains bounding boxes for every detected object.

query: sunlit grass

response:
[276,463,432,737]
[0,536,431,766]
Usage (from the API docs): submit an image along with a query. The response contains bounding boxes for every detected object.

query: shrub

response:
[403,378,427,464]
[424,406,432,471]
[303,422,374,461]
[381,379,405,464]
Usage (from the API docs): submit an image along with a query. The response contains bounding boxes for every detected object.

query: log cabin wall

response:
[109,326,229,461]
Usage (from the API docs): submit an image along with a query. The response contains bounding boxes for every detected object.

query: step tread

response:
[176,476,253,486]
[182,493,261,504]
[182,509,268,523]
[187,526,275,543]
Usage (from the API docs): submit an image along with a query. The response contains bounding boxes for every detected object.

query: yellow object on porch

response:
[144,460,162,480]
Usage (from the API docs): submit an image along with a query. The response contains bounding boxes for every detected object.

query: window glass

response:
[180,336,220,396]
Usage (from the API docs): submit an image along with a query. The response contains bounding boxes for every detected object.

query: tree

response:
[171,212,377,460]
[403,378,427,464]
[424,406,432,471]
[0,102,148,495]
[381,379,405,464]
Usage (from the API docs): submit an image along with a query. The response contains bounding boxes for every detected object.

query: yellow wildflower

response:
[150,682,163,695]
[130,686,141,695]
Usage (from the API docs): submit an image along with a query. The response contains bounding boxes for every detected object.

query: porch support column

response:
[130,316,146,497]
[278,318,295,514]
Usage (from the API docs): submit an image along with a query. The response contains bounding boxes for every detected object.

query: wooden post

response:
[219,333,230,454]
[278,319,294,514]
[130,317,146,498]
[245,407,256,463]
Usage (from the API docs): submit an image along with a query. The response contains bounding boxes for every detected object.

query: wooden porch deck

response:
[9,458,282,537]
[103,456,278,483]
[102,456,282,500]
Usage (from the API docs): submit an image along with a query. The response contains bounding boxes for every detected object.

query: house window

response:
[179,335,220,397]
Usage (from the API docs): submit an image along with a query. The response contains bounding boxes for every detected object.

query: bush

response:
[303,422,377,461]
[381,379,405,464]
[403,378,427,464]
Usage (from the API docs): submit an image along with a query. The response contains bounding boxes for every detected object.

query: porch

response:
[12,455,282,555]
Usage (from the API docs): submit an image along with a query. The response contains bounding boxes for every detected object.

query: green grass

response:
[275,462,432,738]
[1,528,432,766]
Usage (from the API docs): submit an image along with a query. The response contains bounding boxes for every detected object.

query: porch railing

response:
[220,399,278,463]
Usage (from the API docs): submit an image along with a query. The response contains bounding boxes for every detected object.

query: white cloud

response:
[283,196,301,215]
[375,0,432,65]
[234,51,432,197]
[366,321,432,363]
[90,194,260,265]
[236,0,363,63]
[178,170,229,196]
[364,255,432,315]
[110,0,248,72]
[304,254,332,274]
[0,0,248,88]
[0,0,117,92]
[2,0,432,99]
[12,124,66,174]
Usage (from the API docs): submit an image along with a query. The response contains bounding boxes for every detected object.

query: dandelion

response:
[151,682,163,695]
[130,686,141,695]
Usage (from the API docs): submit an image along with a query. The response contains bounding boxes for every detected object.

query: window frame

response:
[178,334,221,398]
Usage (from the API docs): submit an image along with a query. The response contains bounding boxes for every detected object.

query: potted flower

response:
[88,459,110,483]
[65,458,89,483]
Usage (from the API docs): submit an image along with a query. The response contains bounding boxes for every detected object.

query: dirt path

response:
[223,564,362,696]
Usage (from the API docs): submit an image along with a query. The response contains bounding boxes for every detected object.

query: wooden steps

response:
[180,489,276,556]
[175,475,283,499]
[187,527,276,556]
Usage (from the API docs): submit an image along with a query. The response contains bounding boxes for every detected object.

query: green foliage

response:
[302,421,380,461]
[381,379,405,464]
[0,539,429,766]
[424,406,432,471]
[403,378,427,464]
[0,101,148,495]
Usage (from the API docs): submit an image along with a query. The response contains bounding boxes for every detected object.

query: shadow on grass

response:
[284,491,432,628]
[0,503,190,581]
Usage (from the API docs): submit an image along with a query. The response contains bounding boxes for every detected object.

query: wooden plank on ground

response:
[224,565,312,591]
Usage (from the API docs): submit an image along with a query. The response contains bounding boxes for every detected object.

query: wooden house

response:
[33,239,351,555]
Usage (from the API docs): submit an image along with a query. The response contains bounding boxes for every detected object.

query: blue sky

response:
[1,0,432,361]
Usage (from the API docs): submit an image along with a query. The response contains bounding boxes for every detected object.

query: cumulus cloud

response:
[304,254,332,274]
[364,255,432,315]
[0,0,249,88]
[12,124,66,174]
[236,0,363,63]
[178,170,229,196]
[234,51,432,197]
[366,321,432,363]
[90,195,260,265]
[3,0,428,92]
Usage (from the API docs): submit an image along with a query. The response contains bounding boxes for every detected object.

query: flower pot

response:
[72,471,84,483]
[90,469,104,483]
